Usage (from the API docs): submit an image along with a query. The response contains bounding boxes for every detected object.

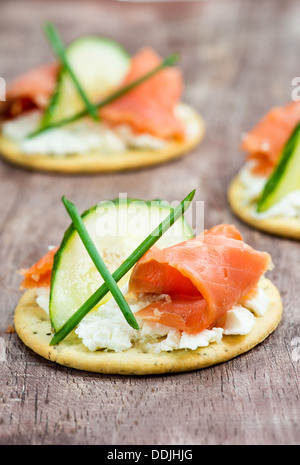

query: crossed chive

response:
[50,190,195,345]
[28,22,180,138]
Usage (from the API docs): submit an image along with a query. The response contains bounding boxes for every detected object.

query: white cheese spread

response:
[239,286,269,316]
[36,287,51,314]
[148,327,224,353]
[216,305,255,335]
[238,162,267,204]
[252,190,300,220]
[1,103,198,156]
[36,279,269,353]
[239,162,300,220]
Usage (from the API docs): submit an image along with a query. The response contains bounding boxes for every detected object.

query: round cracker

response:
[228,174,300,240]
[0,104,205,174]
[13,278,282,375]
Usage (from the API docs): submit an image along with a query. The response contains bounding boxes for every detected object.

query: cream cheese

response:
[239,162,300,220]
[154,327,224,353]
[36,287,51,314]
[1,103,198,156]
[252,190,300,220]
[35,279,269,353]
[239,286,269,316]
[216,305,255,335]
[238,162,267,204]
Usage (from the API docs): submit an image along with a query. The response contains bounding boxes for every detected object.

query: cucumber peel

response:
[49,197,194,333]
[257,122,300,213]
[43,22,99,122]
[41,36,130,127]
[61,196,140,331]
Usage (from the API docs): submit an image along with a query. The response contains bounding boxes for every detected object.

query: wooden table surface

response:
[0,0,299,446]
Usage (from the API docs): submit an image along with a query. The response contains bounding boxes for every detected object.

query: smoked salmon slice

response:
[19,225,269,336]
[1,63,59,119]
[1,48,184,141]
[130,224,270,333]
[241,100,300,176]
[101,48,185,140]
[19,246,59,289]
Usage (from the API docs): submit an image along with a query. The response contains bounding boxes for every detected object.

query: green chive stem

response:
[43,22,98,121]
[50,189,195,345]
[28,52,180,138]
[256,122,300,212]
[62,196,139,330]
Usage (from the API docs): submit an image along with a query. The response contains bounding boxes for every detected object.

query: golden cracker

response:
[0,105,205,174]
[14,278,282,375]
[228,175,300,240]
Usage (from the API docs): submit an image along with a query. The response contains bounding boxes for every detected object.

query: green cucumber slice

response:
[49,198,194,332]
[257,123,300,212]
[42,36,130,126]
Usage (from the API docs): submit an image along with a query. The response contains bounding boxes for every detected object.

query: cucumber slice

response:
[257,123,300,212]
[42,36,130,126]
[49,198,194,332]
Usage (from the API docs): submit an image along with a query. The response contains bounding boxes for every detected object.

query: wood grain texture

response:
[0,0,299,445]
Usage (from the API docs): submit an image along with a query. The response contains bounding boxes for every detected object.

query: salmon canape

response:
[228,99,300,239]
[0,24,204,173]
[13,195,282,375]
